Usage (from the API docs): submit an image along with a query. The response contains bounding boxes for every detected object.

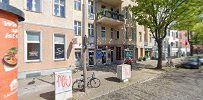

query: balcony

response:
[97,9,124,26]
[99,0,123,7]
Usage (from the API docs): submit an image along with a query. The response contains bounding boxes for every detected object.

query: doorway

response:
[89,51,94,66]
[102,51,106,64]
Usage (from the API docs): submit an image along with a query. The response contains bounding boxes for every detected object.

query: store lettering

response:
[5,33,18,39]
[57,74,71,88]
[3,21,17,27]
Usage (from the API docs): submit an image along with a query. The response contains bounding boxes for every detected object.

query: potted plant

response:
[138,57,143,61]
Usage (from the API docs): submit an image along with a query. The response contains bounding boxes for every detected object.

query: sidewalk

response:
[18,60,174,100]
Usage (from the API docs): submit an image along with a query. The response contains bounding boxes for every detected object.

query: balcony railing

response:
[97,9,124,22]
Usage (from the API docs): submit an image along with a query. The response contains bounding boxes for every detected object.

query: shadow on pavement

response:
[105,77,121,83]
[40,91,55,100]
[86,63,146,73]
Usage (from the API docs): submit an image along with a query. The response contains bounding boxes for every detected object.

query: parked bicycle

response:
[165,57,175,68]
[72,72,101,92]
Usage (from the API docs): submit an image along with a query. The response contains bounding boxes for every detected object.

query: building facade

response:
[152,30,190,59]
[9,0,75,78]
[5,0,153,78]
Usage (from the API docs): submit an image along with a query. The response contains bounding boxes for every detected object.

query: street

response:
[95,67,203,100]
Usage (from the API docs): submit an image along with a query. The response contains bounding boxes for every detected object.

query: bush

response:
[138,57,143,61]
[143,57,146,61]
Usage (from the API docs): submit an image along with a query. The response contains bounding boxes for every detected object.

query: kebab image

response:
[2,47,17,67]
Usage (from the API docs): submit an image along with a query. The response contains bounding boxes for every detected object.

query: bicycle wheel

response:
[72,80,84,92]
[165,62,169,67]
[90,78,101,88]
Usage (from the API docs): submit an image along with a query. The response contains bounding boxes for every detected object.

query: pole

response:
[82,0,87,92]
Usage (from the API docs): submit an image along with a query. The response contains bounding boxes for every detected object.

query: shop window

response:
[54,34,65,60]
[26,31,41,61]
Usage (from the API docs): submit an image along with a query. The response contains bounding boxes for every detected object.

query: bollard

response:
[0,3,24,100]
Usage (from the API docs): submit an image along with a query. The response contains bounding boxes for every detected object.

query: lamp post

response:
[82,0,87,92]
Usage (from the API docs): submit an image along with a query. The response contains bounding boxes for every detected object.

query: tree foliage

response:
[130,0,203,68]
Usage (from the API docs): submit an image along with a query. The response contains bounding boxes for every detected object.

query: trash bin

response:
[0,3,24,100]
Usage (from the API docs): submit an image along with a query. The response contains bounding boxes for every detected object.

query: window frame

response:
[53,0,65,17]
[101,27,106,39]
[74,0,81,11]
[88,23,94,37]
[24,30,42,63]
[74,21,82,36]
[53,34,66,61]
[139,32,142,42]
[25,0,42,13]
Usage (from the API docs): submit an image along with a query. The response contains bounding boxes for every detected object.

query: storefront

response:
[124,45,135,60]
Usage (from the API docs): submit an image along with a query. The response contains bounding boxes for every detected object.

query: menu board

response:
[0,13,18,100]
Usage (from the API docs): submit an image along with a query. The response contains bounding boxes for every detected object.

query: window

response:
[75,51,81,67]
[111,28,114,39]
[26,0,41,12]
[74,21,81,36]
[149,34,152,42]
[88,0,94,14]
[176,41,178,48]
[74,0,81,10]
[88,24,94,37]
[139,32,142,42]
[54,34,65,60]
[26,31,41,61]
[54,0,65,17]
[101,27,106,38]
[126,27,128,39]
[1,0,9,5]
[176,32,178,38]
[132,28,136,40]
[116,31,119,39]
[116,47,121,60]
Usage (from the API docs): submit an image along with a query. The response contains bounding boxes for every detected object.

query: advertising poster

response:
[0,13,18,100]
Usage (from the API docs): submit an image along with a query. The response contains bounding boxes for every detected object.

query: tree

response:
[130,0,202,69]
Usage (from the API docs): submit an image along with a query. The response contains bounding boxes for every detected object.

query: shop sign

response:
[96,50,103,59]
[55,70,72,100]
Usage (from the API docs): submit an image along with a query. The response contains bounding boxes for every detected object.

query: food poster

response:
[0,14,18,100]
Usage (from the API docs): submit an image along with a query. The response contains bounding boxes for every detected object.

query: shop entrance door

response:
[89,51,94,66]
[102,51,106,64]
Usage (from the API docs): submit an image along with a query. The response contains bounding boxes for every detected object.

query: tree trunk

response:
[187,31,193,56]
[156,40,163,69]
[190,44,193,56]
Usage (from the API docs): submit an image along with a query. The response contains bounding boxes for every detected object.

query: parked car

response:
[198,56,203,65]
[181,57,200,69]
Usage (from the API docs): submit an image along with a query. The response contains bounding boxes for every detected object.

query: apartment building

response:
[8,0,75,78]
[73,0,154,66]
[3,0,153,78]
[152,30,190,59]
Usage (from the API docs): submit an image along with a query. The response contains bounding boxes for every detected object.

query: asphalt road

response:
[94,67,203,100]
